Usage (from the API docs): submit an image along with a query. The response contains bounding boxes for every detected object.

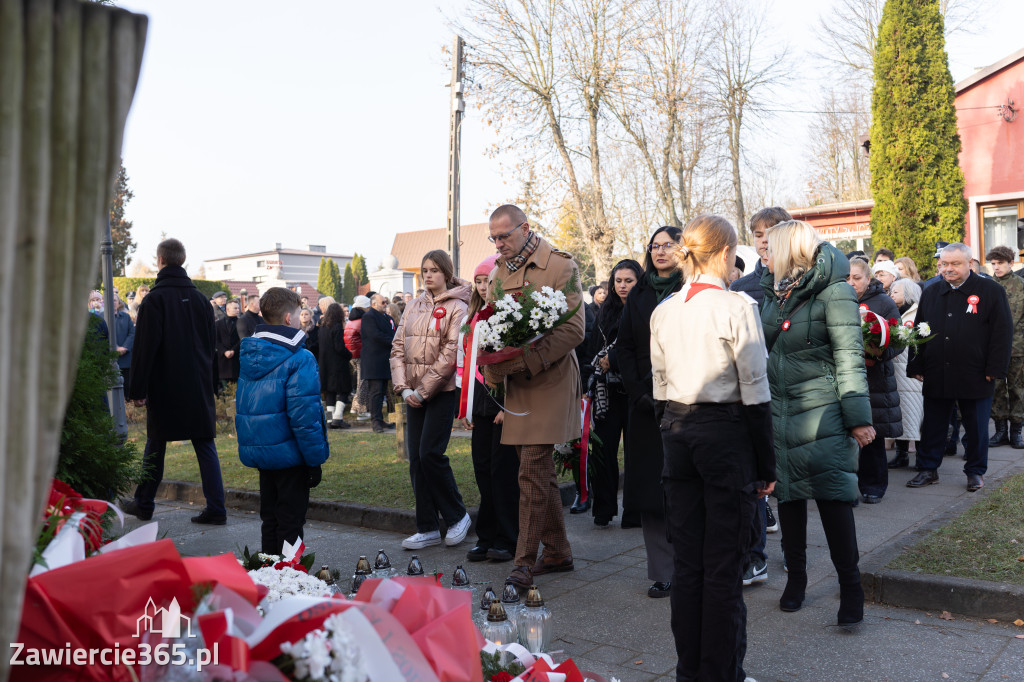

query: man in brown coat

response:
[484,204,585,590]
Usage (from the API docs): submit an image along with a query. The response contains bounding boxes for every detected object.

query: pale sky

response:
[115,0,1022,278]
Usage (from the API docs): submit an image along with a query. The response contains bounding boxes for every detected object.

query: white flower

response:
[278,612,368,682]
[248,566,333,608]
[918,322,931,336]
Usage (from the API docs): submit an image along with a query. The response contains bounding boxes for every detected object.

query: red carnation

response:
[512,291,525,301]
[491,673,514,682]
[887,318,900,327]
[869,322,882,334]
[477,305,496,321]
[50,479,81,500]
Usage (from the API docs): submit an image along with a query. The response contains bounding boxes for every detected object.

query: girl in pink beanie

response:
[458,254,520,562]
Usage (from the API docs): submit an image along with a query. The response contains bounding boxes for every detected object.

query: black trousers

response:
[776,498,860,588]
[407,390,466,532]
[259,466,310,555]
[134,438,225,517]
[857,435,888,497]
[660,403,757,682]
[918,396,992,476]
[367,379,387,425]
[471,412,520,552]
[593,388,628,522]
[324,391,351,406]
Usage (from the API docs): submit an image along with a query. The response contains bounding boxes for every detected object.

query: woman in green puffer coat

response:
[760,220,874,626]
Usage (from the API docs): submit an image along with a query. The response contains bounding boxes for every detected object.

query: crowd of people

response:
[106,203,1022,681]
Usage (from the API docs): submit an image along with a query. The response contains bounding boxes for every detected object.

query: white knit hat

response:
[352,295,372,309]
[872,260,900,278]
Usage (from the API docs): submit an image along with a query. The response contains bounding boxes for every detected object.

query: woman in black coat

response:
[617,226,683,598]
[318,303,353,429]
[847,259,902,503]
[587,259,644,528]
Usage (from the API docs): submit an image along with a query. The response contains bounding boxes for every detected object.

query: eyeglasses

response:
[647,242,675,253]
[488,221,527,244]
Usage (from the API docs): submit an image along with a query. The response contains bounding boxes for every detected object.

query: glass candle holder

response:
[516,585,552,654]
[480,601,516,646]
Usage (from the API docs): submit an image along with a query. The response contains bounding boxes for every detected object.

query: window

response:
[223,263,231,271]
[256,260,266,268]
[979,199,1024,259]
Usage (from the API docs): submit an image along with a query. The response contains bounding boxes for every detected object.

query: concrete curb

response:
[156,478,584,536]
[859,462,1024,621]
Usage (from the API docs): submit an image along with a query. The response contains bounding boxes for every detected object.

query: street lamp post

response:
[101,217,127,440]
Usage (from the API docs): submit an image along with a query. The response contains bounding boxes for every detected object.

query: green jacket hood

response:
[761,242,850,305]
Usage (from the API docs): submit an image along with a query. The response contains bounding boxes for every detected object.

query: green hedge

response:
[57,315,140,501]
[112,277,229,299]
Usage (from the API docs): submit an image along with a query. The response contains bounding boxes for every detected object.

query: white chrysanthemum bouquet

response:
[276,612,369,682]
[470,279,580,358]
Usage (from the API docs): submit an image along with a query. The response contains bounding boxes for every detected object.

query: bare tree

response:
[459,0,635,278]
[804,88,872,204]
[817,0,981,83]
[706,0,787,241]
[603,0,711,227]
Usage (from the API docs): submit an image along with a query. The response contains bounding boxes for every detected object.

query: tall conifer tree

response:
[343,263,357,304]
[869,0,966,277]
[329,260,342,301]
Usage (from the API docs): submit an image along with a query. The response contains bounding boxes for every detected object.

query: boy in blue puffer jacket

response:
[236,287,329,554]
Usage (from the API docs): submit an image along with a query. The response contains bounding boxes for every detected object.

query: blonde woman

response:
[761,220,873,626]
[895,256,922,283]
[651,215,775,681]
[390,250,472,550]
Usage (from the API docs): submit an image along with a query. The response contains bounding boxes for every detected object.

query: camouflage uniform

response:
[991,272,1024,422]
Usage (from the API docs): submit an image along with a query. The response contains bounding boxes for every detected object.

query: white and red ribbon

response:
[967,294,979,314]
[861,310,890,349]
[579,397,592,503]
[273,538,306,572]
[458,317,482,420]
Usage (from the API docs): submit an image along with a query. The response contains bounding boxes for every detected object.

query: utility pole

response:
[446,35,465,278]
[100,216,128,440]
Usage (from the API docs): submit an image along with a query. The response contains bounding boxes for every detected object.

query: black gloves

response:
[308,465,322,489]
[740,402,776,485]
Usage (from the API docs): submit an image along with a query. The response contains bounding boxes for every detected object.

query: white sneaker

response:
[356,412,371,422]
[444,513,471,546]
[402,530,441,550]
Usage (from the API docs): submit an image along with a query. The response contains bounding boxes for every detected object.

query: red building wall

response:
[792,50,1024,259]
[957,54,1024,254]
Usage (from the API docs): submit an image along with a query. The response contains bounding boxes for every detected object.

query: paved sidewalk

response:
[134,443,1024,681]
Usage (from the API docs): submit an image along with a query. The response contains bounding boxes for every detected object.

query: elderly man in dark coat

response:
[907,243,1013,492]
[361,294,398,433]
[125,238,226,524]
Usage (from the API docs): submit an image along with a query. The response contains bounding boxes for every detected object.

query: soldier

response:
[986,246,1024,449]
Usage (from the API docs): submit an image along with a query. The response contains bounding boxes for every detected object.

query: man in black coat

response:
[126,239,226,524]
[907,243,1013,492]
[361,294,397,433]
[215,299,242,386]
[237,297,265,339]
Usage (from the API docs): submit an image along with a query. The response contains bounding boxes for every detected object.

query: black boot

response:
[838,582,865,625]
[989,420,1009,447]
[1011,423,1024,449]
[777,501,807,612]
[887,441,909,468]
[780,572,807,612]
[569,488,591,514]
